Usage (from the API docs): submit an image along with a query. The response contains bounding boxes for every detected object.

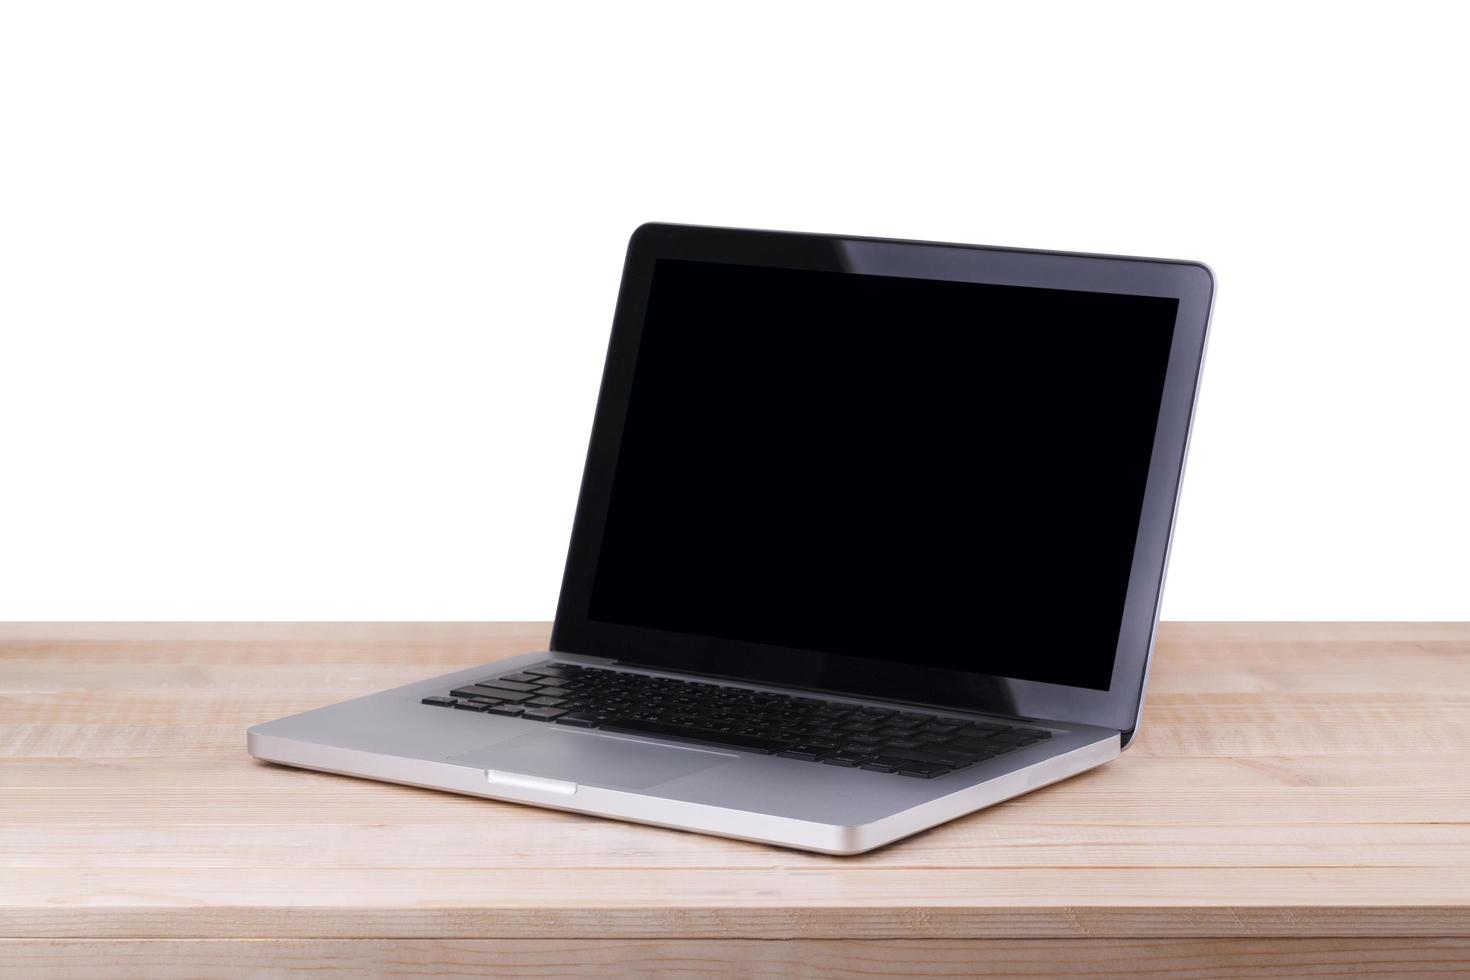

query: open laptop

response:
[248,223,1213,854]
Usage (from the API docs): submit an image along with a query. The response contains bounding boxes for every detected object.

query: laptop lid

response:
[552,224,1212,741]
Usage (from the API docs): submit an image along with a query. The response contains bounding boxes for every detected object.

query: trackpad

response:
[446,730,735,791]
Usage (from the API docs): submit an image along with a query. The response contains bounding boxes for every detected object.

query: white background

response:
[2,2,1467,621]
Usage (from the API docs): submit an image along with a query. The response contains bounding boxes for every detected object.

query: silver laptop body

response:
[250,224,1213,854]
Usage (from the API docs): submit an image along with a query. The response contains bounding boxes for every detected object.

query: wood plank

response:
[3,868,1470,939]
[5,821,1468,870]
[5,938,1470,978]
[2,904,1470,942]
[0,622,547,665]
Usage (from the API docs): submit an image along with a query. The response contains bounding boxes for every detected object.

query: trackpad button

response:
[446,730,735,790]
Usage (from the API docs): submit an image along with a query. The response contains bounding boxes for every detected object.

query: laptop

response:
[248,223,1213,854]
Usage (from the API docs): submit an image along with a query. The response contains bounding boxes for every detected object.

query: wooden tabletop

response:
[2,622,1468,977]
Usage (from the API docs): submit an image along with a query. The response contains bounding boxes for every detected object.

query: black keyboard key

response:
[472,678,539,693]
[553,714,600,728]
[526,664,575,678]
[897,761,952,778]
[498,672,544,684]
[532,676,569,688]
[486,704,525,717]
[892,748,980,767]
[520,707,568,721]
[452,701,490,712]
[859,759,898,773]
[452,686,536,702]
[527,696,565,707]
[866,755,917,769]
[421,696,457,707]
[601,718,788,754]
[823,752,871,767]
[778,745,834,761]
[950,736,1002,752]
[883,739,924,750]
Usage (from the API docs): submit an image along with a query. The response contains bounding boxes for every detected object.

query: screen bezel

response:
[551,223,1213,739]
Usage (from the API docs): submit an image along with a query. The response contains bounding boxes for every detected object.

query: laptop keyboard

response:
[422,662,1053,779]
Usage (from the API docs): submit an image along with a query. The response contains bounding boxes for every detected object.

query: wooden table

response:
[2,623,1468,977]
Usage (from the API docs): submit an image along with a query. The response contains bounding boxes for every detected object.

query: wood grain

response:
[4,938,1470,979]
[2,622,1468,976]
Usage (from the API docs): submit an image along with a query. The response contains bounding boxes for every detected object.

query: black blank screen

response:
[586,258,1178,690]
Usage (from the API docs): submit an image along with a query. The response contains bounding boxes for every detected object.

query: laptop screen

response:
[585,257,1179,692]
